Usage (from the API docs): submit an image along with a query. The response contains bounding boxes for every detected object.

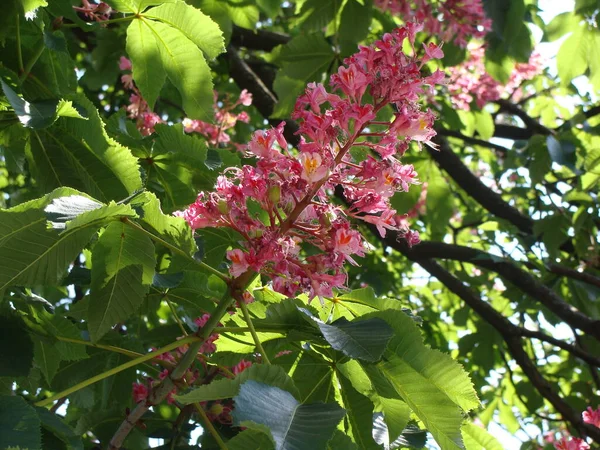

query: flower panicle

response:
[178,23,445,302]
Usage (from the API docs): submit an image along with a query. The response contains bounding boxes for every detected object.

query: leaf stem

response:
[165,297,188,336]
[55,336,144,359]
[19,39,46,82]
[123,218,231,283]
[193,403,229,450]
[16,15,24,73]
[35,335,200,408]
[238,300,271,365]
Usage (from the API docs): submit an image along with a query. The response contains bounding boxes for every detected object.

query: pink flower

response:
[300,152,329,182]
[422,42,444,62]
[238,89,253,106]
[132,383,149,403]
[194,314,221,354]
[554,437,590,450]
[583,406,600,427]
[232,359,252,375]
[227,249,250,277]
[119,56,132,71]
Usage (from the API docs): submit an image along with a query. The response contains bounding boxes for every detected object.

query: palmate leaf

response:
[360,310,479,450]
[233,381,346,450]
[87,221,155,341]
[0,313,34,377]
[143,2,225,59]
[300,309,393,362]
[176,364,299,404]
[125,1,225,121]
[1,80,86,129]
[337,360,411,444]
[227,429,275,450]
[373,310,479,412]
[337,374,379,449]
[0,188,99,292]
[130,191,196,255]
[461,422,503,450]
[0,395,41,450]
[88,265,149,342]
[27,95,142,202]
[36,408,84,450]
[378,357,464,450]
[126,16,166,110]
[45,195,137,231]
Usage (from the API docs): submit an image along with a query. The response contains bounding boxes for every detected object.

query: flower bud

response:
[267,185,281,204]
[217,200,229,215]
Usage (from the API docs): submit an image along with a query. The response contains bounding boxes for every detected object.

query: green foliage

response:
[0,1,598,449]
[233,380,346,450]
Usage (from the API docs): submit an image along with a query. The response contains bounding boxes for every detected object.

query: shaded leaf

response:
[233,381,346,450]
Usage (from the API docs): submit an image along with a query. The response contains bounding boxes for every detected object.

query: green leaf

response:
[378,357,464,450]
[21,0,47,15]
[45,195,137,230]
[546,136,576,171]
[0,188,99,292]
[130,191,196,256]
[462,423,503,450]
[291,352,335,403]
[297,0,337,32]
[36,408,84,450]
[0,314,34,377]
[126,18,166,110]
[22,303,88,362]
[137,0,176,12]
[1,80,85,129]
[87,221,155,341]
[327,430,358,450]
[92,221,156,286]
[145,124,217,211]
[300,309,393,362]
[27,95,142,202]
[103,0,137,12]
[338,0,372,51]
[233,381,346,450]
[0,395,41,450]
[143,2,225,59]
[88,264,149,342]
[337,374,379,449]
[557,26,590,85]
[474,111,494,141]
[375,310,479,412]
[227,0,260,29]
[227,429,275,450]
[544,12,579,42]
[140,18,214,121]
[34,339,61,384]
[271,33,335,118]
[176,364,299,404]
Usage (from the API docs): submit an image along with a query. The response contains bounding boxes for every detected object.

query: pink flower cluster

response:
[130,313,246,411]
[446,46,544,110]
[583,406,600,427]
[178,24,444,301]
[73,0,112,22]
[118,57,164,136]
[374,0,491,48]
[550,406,599,450]
[554,437,590,450]
[183,90,252,147]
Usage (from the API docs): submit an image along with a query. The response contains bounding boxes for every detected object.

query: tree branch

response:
[231,25,290,51]
[428,135,534,235]
[392,244,600,441]
[436,127,509,153]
